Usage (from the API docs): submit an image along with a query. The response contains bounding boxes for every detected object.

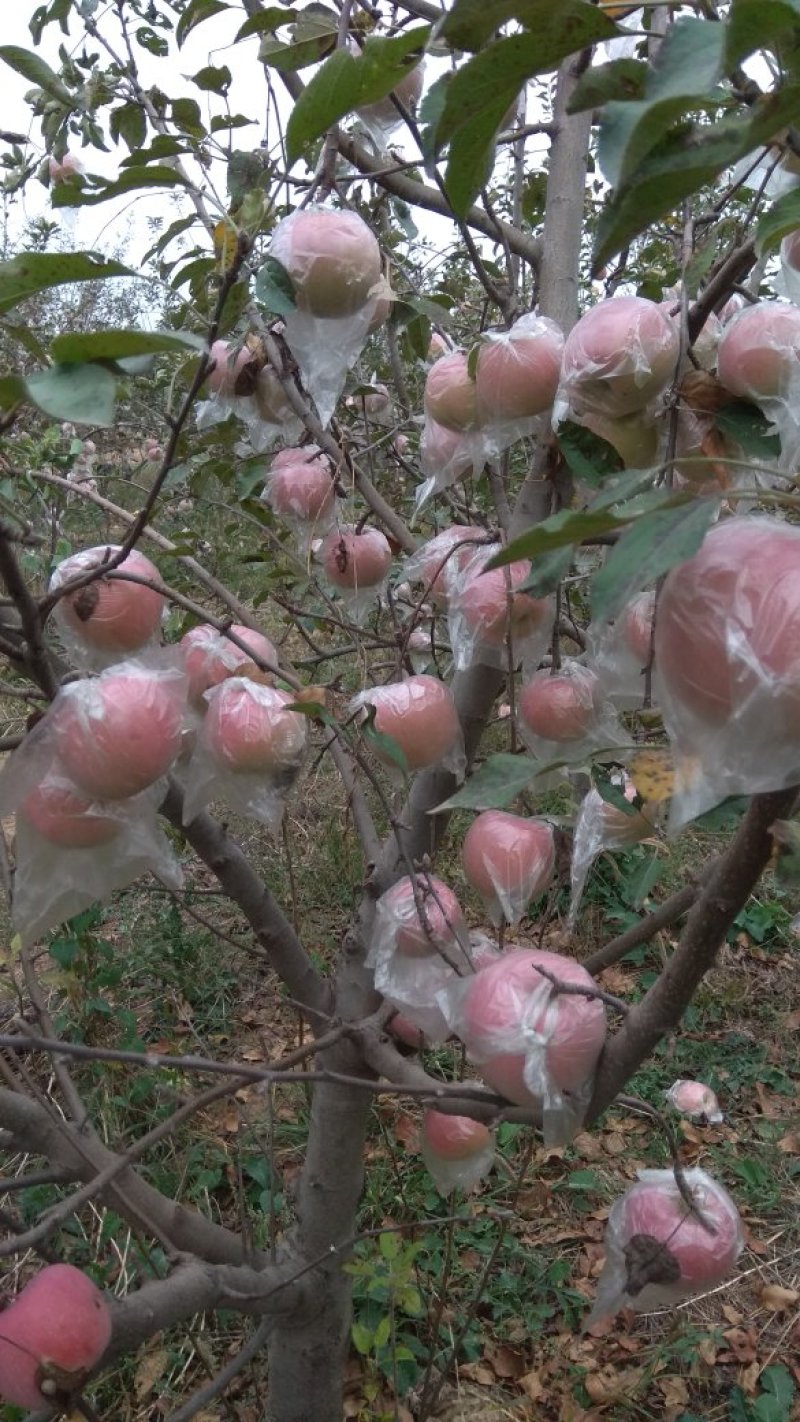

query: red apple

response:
[422,1109,492,1161]
[182,624,277,705]
[54,669,184,800]
[356,675,460,771]
[379,875,464,959]
[476,314,563,423]
[717,300,800,402]
[204,680,307,774]
[0,1264,111,1409]
[269,208,382,319]
[462,811,554,923]
[51,546,164,656]
[518,664,601,743]
[18,779,120,849]
[666,1079,722,1122]
[560,296,679,417]
[424,352,480,432]
[457,948,607,1108]
[268,459,336,524]
[455,555,551,649]
[608,1171,741,1291]
[321,526,392,589]
[655,517,800,725]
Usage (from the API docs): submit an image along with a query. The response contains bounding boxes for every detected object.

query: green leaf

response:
[378,1230,400,1261]
[726,0,800,67]
[567,58,647,114]
[444,100,511,216]
[0,44,71,102]
[24,364,117,426]
[756,186,800,256]
[521,544,574,596]
[191,64,232,94]
[259,7,338,72]
[176,0,229,49]
[0,251,136,316]
[52,165,187,208]
[487,505,641,568]
[109,101,147,152]
[172,98,205,137]
[351,1321,373,1356]
[373,1314,391,1350]
[286,26,429,164]
[433,753,537,812]
[714,400,782,459]
[235,7,298,42]
[0,374,25,410]
[254,257,297,317]
[557,420,623,485]
[591,497,717,623]
[597,19,726,190]
[439,0,619,55]
[50,329,206,363]
[360,704,409,777]
[757,1365,796,1422]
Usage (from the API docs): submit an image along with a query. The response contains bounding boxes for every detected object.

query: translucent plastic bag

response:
[517,662,624,766]
[10,776,182,947]
[318,525,393,623]
[349,675,465,779]
[49,545,165,669]
[439,947,607,1146]
[475,313,563,456]
[462,810,555,927]
[654,516,800,829]
[447,544,554,673]
[182,678,308,832]
[420,1109,495,1195]
[263,446,338,552]
[555,295,679,425]
[588,1168,743,1324]
[666,1080,723,1124]
[569,780,658,925]
[716,301,800,470]
[182,623,278,709]
[266,207,385,427]
[586,591,656,710]
[367,874,473,1017]
[402,525,485,608]
[414,417,481,515]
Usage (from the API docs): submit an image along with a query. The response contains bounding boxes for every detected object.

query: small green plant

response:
[727,1364,796,1422]
[345,1231,426,1407]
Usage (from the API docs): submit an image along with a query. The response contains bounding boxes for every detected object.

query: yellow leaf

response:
[213,219,238,274]
[135,1346,169,1399]
[760,1283,799,1313]
[629,747,676,804]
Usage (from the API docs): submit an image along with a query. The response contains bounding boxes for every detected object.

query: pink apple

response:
[424,352,480,432]
[476,314,563,423]
[18,779,120,849]
[609,1171,742,1290]
[560,296,679,417]
[321,526,392,589]
[656,517,800,725]
[455,556,551,648]
[48,152,82,184]
[356,675,460,771]
[0,1263,111,1409]
[204,681,307,774]
[51,546,164,656]
[622,590,656,666]
[54,669,184,800]
[428,331,448,360]
[367,277,394,333]
[717,300,800,402]
[666,1079,722,1122]
[271,444,323,470]
[458,948,607,1107]
[269,208,382,319]
[268,459,336,524]
[462,811,555,923]
[422,1109,492,1161]
[518,664,601,742]
[182,623,277,705]
[379,875,464,959]
[414,526,479,606]
[358,60,425,127]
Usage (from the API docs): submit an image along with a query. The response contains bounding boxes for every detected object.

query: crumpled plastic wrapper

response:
[420,1110,495,1196]
[181,623,277,709]
[263,447,338,552]
[49,545,165,670]
[447,544,554,673]
[414,417,482,515]
[716,301,800,471]
[267,207,385,427]
[462,810,555,927]
[195,369,302,453]
[569,781,658,925]
[402,525,485,607]
[778,231,800,306]
[8,775,182,947]
[587,591,657,710]
[438,947,607,1146]
[349,674,465,779]
[554,295,679,426]
[666,1080,723,1124]
[475,313,563,456]
[367,875,473,1029]
[654,516,800,829]
[517,661,624,767]
[588,1168,743,1324]
[182,678,308,832]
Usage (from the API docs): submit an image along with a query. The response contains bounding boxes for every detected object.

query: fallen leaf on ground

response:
[760,1283,800,1312]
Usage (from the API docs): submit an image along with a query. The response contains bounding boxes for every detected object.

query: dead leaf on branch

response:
[623,1233,681,1296]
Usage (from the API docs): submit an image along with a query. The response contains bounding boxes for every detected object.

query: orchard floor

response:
[0,759,799,1422]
